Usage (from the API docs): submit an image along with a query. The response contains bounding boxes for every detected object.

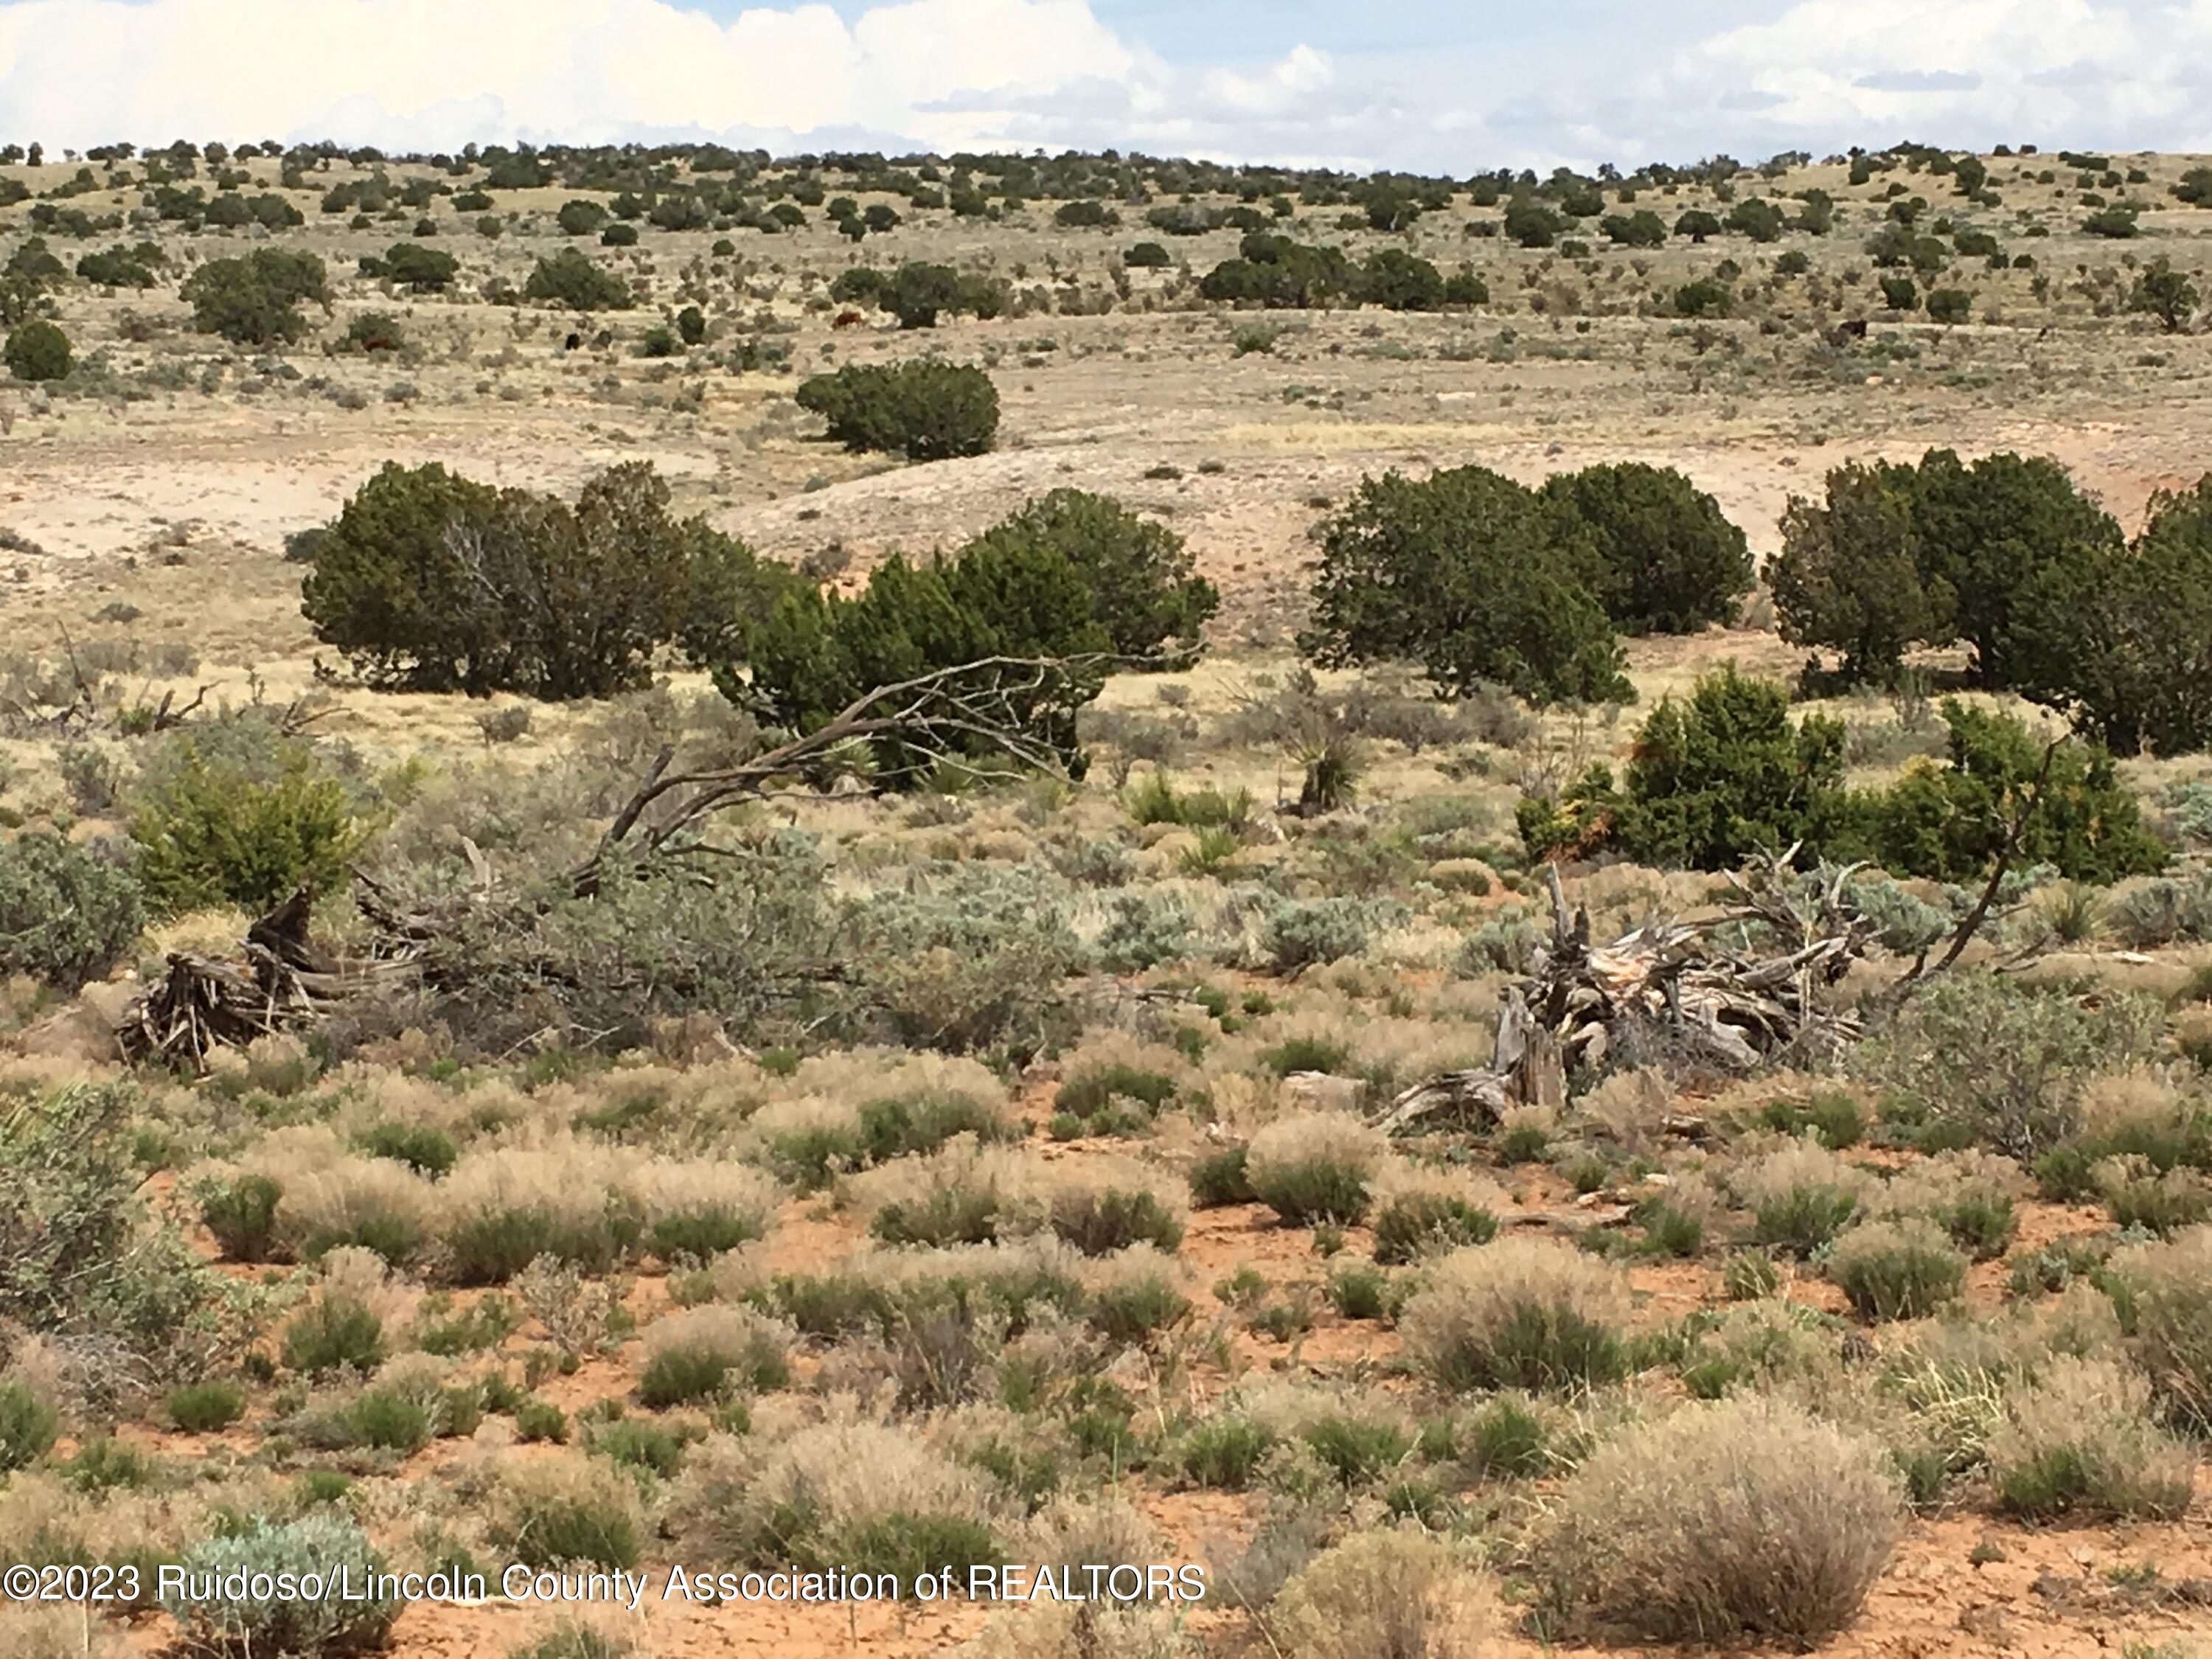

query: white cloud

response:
[1644,0,2212,156]
[0,0,1155,153]
[7,0,2212,172]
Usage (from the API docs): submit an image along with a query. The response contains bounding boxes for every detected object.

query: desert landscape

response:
[3,134,2212,1659]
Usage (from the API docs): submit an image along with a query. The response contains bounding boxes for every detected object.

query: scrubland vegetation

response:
[5,131,2212,1659]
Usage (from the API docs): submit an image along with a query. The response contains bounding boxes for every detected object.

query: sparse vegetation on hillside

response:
[2,132,2212,1659]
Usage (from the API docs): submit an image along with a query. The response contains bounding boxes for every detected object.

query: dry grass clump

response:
[1576,1066,1677,1152]
[639,1304,793,1407]
[1399,1238,1633,1391]
[2108,1224,2212,1426]
[487,1451,647,1570]
[1730,1138,1877,1255]
[748,1050,1016,1186]
[1246,1110,1389,1225]
[1267,1526,1493,1659]
[2093,1153,2212,1233]
[959,1603,1200,1659]
[630,1158,780,1262]
[1868,1149,2023,1259]
[674,1411,1008,1580]
[276,1152,438,1266]
[1987,1354,2197,1519]
[437,1140,644,1284]
[189,1126,434,1265]
[0,1605,133,1659]
[1040,1154,1188,1255]
[851,1138,1047,1247]
[1540,1394,1903,1643]
[1081,1242,1192,1343]
[1676,1298,1844,1399]
[1826,1219,1969,1321]
[1018,1492,1166,1590]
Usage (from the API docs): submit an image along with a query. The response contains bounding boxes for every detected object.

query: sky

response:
[3,0,2212,173]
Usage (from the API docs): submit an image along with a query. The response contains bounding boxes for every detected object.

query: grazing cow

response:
[563,331,582,351]
[832,309,865,330]
[1827,317,1868,345]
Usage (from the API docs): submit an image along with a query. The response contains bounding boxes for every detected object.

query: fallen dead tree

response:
[1374,733,2072,1137]
[118,655,1110,1071]
[119,888,419,1068]
[1371,848,2009,1135]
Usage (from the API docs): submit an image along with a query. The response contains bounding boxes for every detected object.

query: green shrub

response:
[162,1514,399,1657]
[1085,1256,1191,1344]
[1057,1065,1177,1123]
[282,1293,386,1376]
[793,361,998,461]
[1520,667,1845,869]
[1539,462,1753,635]
[1371,1192,1498,1265]
[130,741,364,915]
[1189,1146,1255,1207]
[515,1400,569,1443]
[557,200,609,236]
[199,1174,283,1262]
[338,310,406,353]
[1303,1413,1411,1485]
[524,248,633,310]
[355,1121,459,1178]
[964,489,1216,658]
[1467,1395,1551,1475]
[1049,1186,1184,1256]
[0,1378,58,1472]
[0,832,144,990]
[493,1461,642,1569]
[382,243,458,292]
[1826,1220,1967,1319]
[1300,465,1630,706]
[344,1387,433,1453]
[1924,287,1971,323]
[1854,973,2166,1158]
[1326,1262,1390,1320]
[1176,1416,1272,1488]
[2014,472,2212,757]
[1,1082,214,1366]
[57,1433,151,1493]
[180,248,329,344]
[302,459,788,698]
[742,547,1103,785]
[3,317,70,381]
[1770,460,1951,685]
[1673,278,1731,316]
[1846,701,2166,884]
[591,1418,686,1477]
[1262,897,1382,973]
[167,1380,247,1433]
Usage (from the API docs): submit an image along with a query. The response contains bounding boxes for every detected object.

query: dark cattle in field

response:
[832,309,865,329]
[563,331,581,350]
[1827,318,1868,345]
